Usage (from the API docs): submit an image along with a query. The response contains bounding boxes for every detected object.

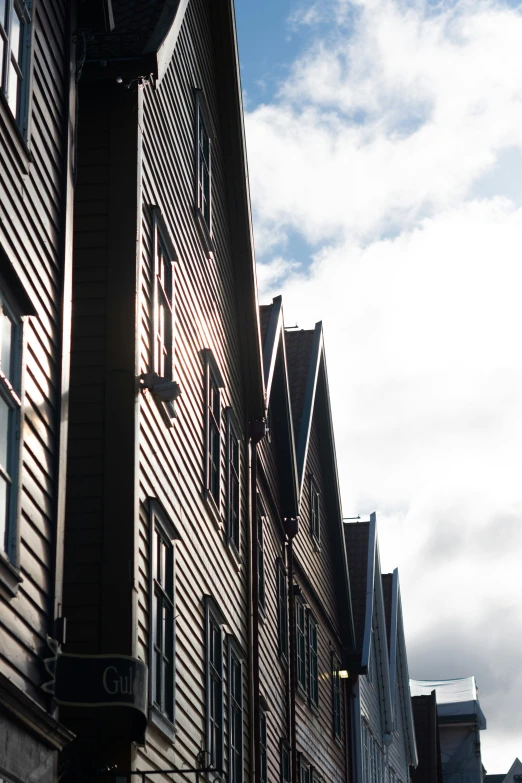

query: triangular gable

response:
[384,569,418,766]
[286,325,356,656]
[345,514,393,732]
[503,758,522,782]
[260,296,299,519]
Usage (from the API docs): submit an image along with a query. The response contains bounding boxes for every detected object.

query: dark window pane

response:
[1,308,13,380]
[0,476,8,552]
[0,397,10,471]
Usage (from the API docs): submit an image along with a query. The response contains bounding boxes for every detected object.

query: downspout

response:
[52,0,77,644]
[249,417,266,783]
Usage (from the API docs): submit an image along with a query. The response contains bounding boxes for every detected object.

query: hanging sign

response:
[43,639,148,740]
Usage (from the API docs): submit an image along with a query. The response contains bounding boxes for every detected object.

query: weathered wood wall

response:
[0,0,69,712]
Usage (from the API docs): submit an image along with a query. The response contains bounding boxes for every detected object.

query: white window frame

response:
[332,653,341,741]
[228,639,244,783]
[0,0,33,136]
[309,476,320,548]
[0,279,24,595]
[308,612,319,708]
[206,596,225,770]
[148,498,179,737]
[277,558,288,661]
[226,407,241,554]
[295,595,306,692]
[150,206,178,423]
[203,350,224,516]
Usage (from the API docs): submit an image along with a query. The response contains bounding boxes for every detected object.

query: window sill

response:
[296,684,308,701]
[0,551,23,599]
[194,208,214,256]
[203,489,223,531]
[311,535,321,554]
[0,91,32,175]
[149,705,176,741]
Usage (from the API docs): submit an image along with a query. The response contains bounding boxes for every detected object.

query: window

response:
[0,0,32,133]
[310,478,320,545]
[257,505,265,611]
[332,655,341,740]
[260,707,267,783]
[204,351,223,511]
[196,96,211,235]
[226,409,240,552]
[0,284,21,562]
[228,643,243,783]
[148,499,178,733]
[299,756,310,783]
[152,209,175,381]
[296,597,306,692]
[362,723,370,783]
[280,741,291,783]
[206,600,224,769]
[308,614,319,708]
[150,208,178,422]
[277,560,288,660]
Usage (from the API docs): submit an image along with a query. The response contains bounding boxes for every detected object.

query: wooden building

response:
[0,0,77,781]
[61,0,265,780]
[411,691,443,783]
[0,1,364,781]
[344,516,417,783]
[257,302,357,783]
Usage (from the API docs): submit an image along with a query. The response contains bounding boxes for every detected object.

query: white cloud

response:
[245,0,522,771]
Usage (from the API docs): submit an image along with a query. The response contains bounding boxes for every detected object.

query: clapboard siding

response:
[387,643,410,780]
[294,411,340,627]
[131,0,254,776]
[0,0,69,717]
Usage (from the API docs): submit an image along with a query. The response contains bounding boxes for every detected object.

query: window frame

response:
[299,754,311,783]
[206,597,225,771]
[148,498,179,737]
[332,653,342,741]
[260,705,268,783]
[203,350,224,520]
[150,207,178,423]
[309,476,320,548]
[276,558,288,662]
[257,502,265,613]
[295,595,307,693]
[280,740,291,783]
[0,0,33,138]
[195,90,213,250]
[308,612,319,709]
[226,407,241,555]
[228,639,244,783]
[0,279,24,595]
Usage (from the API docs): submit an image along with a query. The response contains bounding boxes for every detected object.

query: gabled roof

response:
[485,758,522,783]
[285,324,356,657]
[344,514,393,732]
[260,297,299,519]
[382,569,418,767]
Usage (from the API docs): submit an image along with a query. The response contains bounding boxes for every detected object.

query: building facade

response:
[0,0,77,780]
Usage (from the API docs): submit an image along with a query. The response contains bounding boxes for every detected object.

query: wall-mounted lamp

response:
[140,372,181,403]
[339,670,349,679]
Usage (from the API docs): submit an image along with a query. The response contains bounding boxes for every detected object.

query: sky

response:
[235,0,522,774]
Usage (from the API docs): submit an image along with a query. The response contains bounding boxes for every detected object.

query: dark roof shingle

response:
[344,521,370,655]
